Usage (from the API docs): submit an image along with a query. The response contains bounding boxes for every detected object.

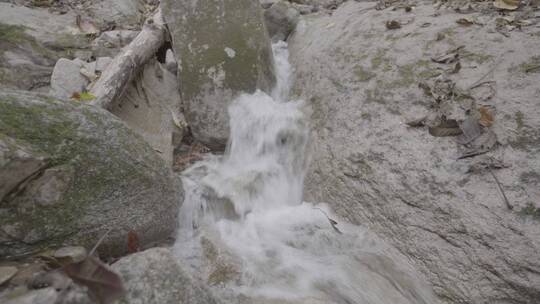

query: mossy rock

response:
[0,90,183,259]
[162,0,275,149]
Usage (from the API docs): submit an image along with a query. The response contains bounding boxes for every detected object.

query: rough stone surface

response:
[50,58,90,100]
[0,3,90,91]
[289,2,540,304]
[0,90,183,259]
[95,57,112,73]
[86,0,145,29]
[289,0,344,10]
[162,0,276,149]
[112,247,221,304]
[91,30,139,58]
[264,1,300,41]
[110,59,183,166]
[0,135,48,202]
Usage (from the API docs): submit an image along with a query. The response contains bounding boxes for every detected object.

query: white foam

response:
[173,42,436,304]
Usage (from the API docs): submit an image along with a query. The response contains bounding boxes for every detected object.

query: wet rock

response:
[162,0,276,149]
[112,247,221,304]
[0,90,183,259]
[264,1,300,41]
[110,59,182,166]
[50,58,90,100]
[289,2,540,303]
[0,266,17,285]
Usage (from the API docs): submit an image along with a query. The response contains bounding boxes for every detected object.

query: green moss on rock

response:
[0,90,182,259]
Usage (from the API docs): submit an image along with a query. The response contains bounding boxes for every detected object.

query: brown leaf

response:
[429,119,463,137]
[127,231,140,254]
[63,257,125,304]
[429,126,463,137]
[450,61,461,74]
[478,106,494,127]
[386,20,401,30]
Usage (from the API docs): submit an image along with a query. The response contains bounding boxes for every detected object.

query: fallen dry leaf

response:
[63,256,125,304]
[127,231,140,254]
[429,119,463,137]
[386,20,401,30]
[478,106,494,127]
[494,0,520,10]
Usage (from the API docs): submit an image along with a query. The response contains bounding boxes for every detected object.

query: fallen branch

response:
[90,8,167,110]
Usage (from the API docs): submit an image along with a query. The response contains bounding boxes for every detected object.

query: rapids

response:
[173,42,436,304]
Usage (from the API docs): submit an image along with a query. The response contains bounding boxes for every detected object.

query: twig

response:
[313,207,342,234]
[89,228,114,256]
[487,167,513,210]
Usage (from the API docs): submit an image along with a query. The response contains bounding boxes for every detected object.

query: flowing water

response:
[173,42,437,304]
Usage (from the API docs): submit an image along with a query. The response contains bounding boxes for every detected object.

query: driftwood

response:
[90,9,167,110]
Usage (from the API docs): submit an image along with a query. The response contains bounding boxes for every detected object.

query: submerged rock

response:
[162,0,276,149]
[0,90,183,259]
[290,2,540,303]
[112,247,221,304]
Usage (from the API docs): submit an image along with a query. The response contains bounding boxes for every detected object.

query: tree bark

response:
[90,9,167,110]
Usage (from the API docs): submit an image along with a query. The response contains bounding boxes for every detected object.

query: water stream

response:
[173,42,437,304]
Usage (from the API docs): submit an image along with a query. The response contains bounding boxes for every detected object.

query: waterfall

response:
[173,42,436,304]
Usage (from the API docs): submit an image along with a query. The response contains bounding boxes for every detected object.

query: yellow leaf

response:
[478,106,494,127]
[71,91,96,102]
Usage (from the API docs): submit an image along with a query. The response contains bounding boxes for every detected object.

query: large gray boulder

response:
[112,247,221,304]
[290,2,540,304]
[162,0,276,149]
[0,90,183,259]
